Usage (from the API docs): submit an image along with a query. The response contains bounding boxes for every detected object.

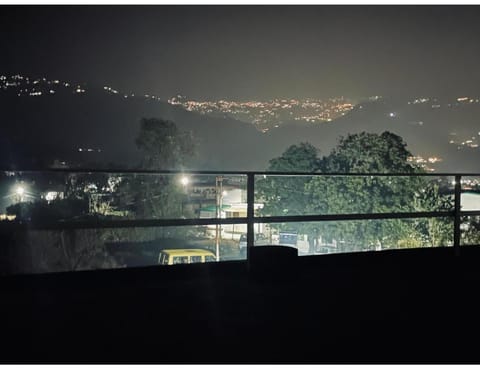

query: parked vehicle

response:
[278,231,309,254]
[238,233,270,257]
[157,249,216,265]
[278,231,298,246]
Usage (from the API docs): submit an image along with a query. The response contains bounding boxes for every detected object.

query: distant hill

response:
[0,83,267,171]
[1,75,480,172]
[268,97,480,172]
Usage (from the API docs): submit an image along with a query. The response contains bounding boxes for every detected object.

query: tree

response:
[113,118,197,241]
[413,180,453,247]
[324,132,417,173]
[10,118,198,273]
[461,216,480,246]
[306,132,429,251]
[135,118,195,170]
[6,198,89,221]
[267,143,322,173]
[326,133,455,248]
[258,132,453,252]
[257,143,321,217]
[20,228,121,273]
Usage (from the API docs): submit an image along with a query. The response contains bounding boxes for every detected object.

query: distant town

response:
[6,73,480,173]
[168,94,356,131]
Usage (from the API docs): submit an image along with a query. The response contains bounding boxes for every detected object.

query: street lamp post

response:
[215,176,224,262]
[15,185,25,203]
[179,175,190,216]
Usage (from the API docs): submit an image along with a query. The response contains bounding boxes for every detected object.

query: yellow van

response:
[157,249,216,265]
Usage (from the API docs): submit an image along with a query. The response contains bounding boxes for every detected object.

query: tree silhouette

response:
[112,118,197,242]
[135,118,195,170]
[258,132,452,252]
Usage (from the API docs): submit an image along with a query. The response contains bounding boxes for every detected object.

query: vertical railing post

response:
[453,174,462,255]
[246,173,255,260]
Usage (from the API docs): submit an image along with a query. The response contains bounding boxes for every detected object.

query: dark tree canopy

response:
[136,118,195,170]
[116,118,196,228]
[258,132,452,251]
[267,143,322,172]
[324,131,418,173]
[257,143,322,220]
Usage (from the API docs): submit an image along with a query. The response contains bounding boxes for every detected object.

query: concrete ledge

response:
[248,245,298,283]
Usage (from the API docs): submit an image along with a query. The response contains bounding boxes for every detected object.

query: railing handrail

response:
[3,168,480,177]
[2,170,480,255]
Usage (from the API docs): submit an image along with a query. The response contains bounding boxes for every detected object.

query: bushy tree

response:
[324,132,417,173]
[15,228,121,274]
[257,143,321,218]
[461,216,480,246]
[306,132,426,250]
[113,118,196,241]
[258,132,453,251]
[413,181,453,247]
[267,143,322,173]
[6,198,89,221]
[135,118,195,170]
[116,118,195,217]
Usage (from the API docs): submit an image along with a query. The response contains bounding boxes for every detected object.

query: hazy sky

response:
[2,5,480,100]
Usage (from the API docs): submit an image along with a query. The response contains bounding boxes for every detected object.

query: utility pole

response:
[215,176,223,262]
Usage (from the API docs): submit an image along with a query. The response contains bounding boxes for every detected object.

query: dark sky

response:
[2,5,480,100]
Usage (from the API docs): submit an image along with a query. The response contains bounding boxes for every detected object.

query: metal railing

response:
[2,169,480,258]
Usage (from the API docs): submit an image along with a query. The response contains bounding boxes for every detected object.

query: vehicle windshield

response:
[191,255,203,263]
[173,256,189,264]
[280,233,297,244]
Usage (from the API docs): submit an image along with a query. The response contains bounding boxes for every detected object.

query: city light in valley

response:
[168,94,356,131]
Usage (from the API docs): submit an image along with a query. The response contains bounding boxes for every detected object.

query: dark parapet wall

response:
[1,245,480,363]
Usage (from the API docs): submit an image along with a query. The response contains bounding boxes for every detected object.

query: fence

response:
[1,169,480,271]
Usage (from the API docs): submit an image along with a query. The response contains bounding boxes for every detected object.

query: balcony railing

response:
[1,169,480,274]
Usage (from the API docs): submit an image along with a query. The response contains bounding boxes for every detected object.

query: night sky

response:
[2,5,480,100]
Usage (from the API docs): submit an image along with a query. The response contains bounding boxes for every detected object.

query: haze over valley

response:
[1,74,479,173]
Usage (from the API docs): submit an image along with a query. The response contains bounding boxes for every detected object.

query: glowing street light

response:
[15,186,25,196]
[13,184,26,203]
[180,176,190,186]
[179,176,191,216]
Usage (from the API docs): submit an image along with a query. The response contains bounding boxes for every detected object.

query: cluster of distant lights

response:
[459,178,480,190]
[448,132,480,149]
[0,74,85,96]
[0,74,164,102]
[78,148,102,152]
[388,97,480,151]
[5,73,480,146]
[406,96,480,109]
[102,86,161,101]
[168,95,355,130]
[407,155,443,172]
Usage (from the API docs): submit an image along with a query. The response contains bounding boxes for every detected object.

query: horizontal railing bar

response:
[250,172,462,177]
[0,210,459,231]
[1,168,478,177]
[459,210,480,217]
[2,168,250,176]
[255,211,455,223]
[0,217,249,231]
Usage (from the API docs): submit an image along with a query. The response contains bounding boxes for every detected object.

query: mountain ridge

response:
[2,74,480,172]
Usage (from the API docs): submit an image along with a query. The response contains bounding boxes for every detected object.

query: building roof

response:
[199,205,231,212]
[159,249,215,257]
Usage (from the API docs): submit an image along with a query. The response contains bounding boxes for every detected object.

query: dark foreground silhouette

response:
[1,245,479,364]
